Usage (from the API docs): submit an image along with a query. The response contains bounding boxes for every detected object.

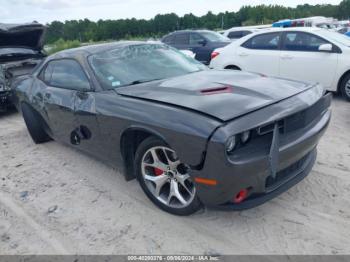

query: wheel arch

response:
[120,125,168,181]
[224,64,242,70]
[337,69,350,93]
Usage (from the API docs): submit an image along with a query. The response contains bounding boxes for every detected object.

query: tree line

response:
[45,0,350,44]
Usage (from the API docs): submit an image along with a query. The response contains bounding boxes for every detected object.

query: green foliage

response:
[45,0,350,44]
[46,38,81,54]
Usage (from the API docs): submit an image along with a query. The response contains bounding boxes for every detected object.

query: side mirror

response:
[318,43,333,52]
[198,39,207,46]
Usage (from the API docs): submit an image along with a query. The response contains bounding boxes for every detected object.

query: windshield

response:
[200,31,230,42]
[89,44,207,89]
[318,30,350,47]
[0,47,38,57]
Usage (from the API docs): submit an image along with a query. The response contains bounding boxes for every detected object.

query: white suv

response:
[210,27,350,101]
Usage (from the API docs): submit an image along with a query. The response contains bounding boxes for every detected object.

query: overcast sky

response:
[0,0,342,24]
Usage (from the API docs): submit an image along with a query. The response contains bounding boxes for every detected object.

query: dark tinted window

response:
[200,31,229,42]
[189,33,204,45]
[242,33,281,50]
[43,63,53,83]
[228,30,252,39]
[46,59,90,90]
[283,32,329,52]
[173,33,189,45]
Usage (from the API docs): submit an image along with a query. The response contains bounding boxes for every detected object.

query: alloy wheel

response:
[345,79,350,98]
[141,146,196,208]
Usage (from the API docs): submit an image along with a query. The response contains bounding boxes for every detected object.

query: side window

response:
[173,33,189,45]
[228,31,243,39]
[241,30,253,37]
[48,60,90,90]
[190,33,204,45]
[283,32,329,52]
[242,33,281,50]
[43,63,54,83]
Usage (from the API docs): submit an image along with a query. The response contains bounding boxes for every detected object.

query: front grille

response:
[265,153,310,191]
[257,94,330,137]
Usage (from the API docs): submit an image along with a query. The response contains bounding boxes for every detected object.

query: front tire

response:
[21,103,51,144]
[340,74,350,101]
[134,137,202,216]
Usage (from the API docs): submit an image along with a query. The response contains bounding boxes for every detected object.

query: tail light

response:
[211,51,220,60]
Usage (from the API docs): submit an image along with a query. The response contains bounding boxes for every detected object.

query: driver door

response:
[40,59,93,145]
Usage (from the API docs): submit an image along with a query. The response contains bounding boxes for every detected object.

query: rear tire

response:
[134,136,202,216]
[340,74,350,102]
[21,103,51,144]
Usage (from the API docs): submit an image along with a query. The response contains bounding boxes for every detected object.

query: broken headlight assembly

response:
[226,130,251,154]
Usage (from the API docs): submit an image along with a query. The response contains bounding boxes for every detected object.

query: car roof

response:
[258,27,324,33]
[167,30,214,35]
[225,25,271,32]
[48,41,149,60]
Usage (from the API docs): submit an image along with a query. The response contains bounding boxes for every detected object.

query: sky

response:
[0,0,343,24]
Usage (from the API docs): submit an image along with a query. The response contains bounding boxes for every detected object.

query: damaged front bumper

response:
[192,90,331,209]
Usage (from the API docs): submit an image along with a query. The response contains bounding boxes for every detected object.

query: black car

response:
[14,42,331,215]
[0,22,46,112]
[161,30,230,65]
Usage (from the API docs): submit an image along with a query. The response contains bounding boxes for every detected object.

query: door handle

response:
[281,54,294,59]
[238,52,248,57]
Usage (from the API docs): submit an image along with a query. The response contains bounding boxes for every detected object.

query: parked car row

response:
[161,30,231,64]
[210,27,350,101]
[161,26,350,101]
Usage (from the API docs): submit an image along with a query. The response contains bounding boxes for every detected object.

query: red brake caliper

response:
[153,168,164,176]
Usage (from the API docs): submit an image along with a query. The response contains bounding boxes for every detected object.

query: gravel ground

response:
[0,96,349,255]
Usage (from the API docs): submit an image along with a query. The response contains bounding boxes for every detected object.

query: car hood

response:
[115,70,314,122]
[0,22,46,50]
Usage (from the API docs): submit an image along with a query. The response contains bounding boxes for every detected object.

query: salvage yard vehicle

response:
[161,30,230,65]
[210,27,350,101]
[13,42,331,215]
[0,22,46,112]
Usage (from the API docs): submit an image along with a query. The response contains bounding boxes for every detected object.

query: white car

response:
[210,27,350,101]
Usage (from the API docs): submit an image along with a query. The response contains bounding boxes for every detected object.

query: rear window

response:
[162,35,174,44]
[228,30,252,39]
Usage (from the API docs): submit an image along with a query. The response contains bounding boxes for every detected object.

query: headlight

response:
[241,131,251,144]
[226,136,237,153]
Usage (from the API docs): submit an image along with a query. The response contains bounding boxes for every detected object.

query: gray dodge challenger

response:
[13,42,331,215]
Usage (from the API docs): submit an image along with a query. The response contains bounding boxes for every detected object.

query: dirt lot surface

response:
[0,97,349,255]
